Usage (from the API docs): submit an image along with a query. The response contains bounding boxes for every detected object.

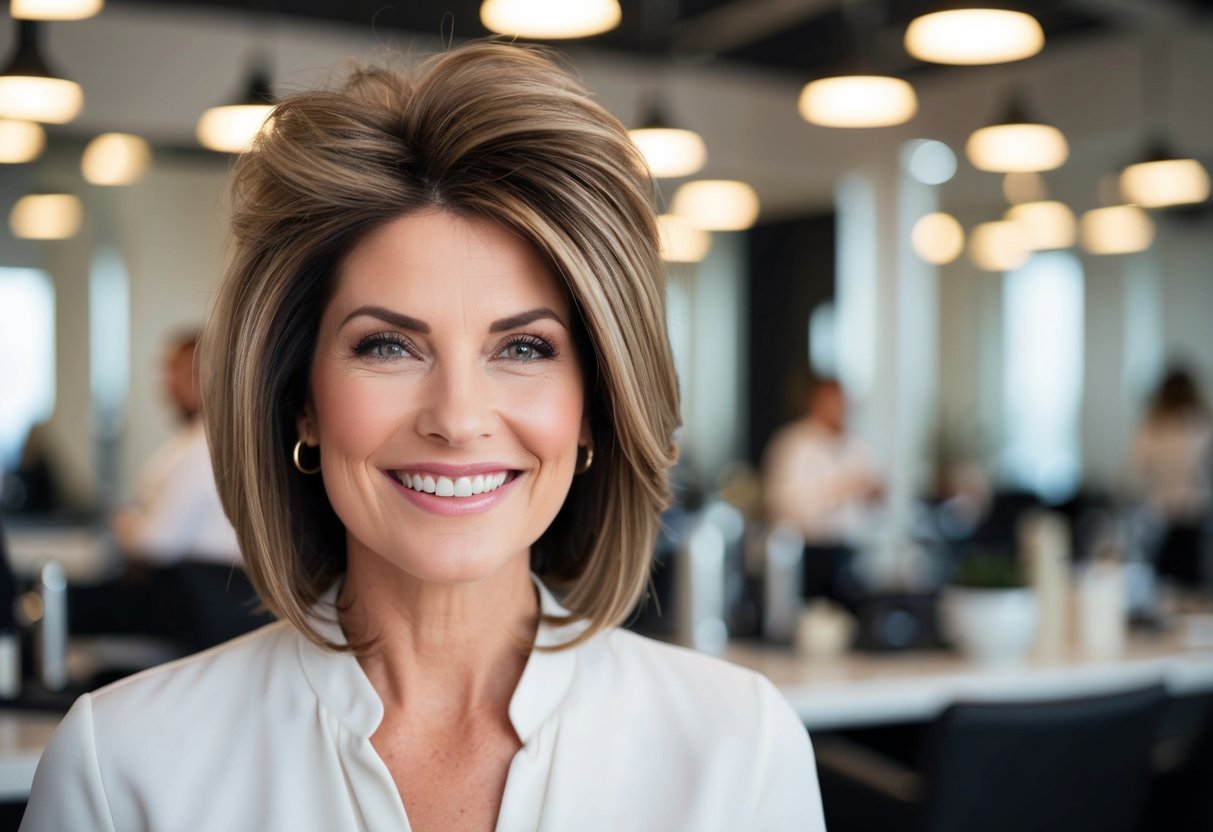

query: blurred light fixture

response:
[966,94,1067,172]
[628,100,706,179]
[671,180,760,231]
[1079,205,1154,255]
[11,0,103,20]
[1002,171,1047,204]
[657,214,712,263]
[1119,141,1211,208]
[799,75,917,128]
[82,132,152,185]
[1004,200,1075,250]
[968,220,1028,271]
[9,193,82,240]
[901,138,957,185]
[911,212,965,264]
[197,64,275,153]
[905,7,1044,65]
[0,20,83,123]
[0,118,46,163]
[480,0,621,39]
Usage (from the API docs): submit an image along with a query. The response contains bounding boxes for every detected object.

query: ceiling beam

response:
[672,0,839,57]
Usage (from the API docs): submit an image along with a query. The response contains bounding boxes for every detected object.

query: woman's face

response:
[301,210,589,585]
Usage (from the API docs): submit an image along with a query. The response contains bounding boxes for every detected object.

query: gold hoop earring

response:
[292,439,321,475]
[574,442,594,475]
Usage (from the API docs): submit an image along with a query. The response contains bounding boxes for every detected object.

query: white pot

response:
[939,586,1038,665]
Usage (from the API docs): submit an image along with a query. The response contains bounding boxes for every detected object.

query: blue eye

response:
[498,335,556,362]
[353,333,413,362]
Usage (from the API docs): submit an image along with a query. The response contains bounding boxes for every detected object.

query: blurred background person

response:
[762,375,884,611]
[1133,365,1213,591]
[110,331,239,566]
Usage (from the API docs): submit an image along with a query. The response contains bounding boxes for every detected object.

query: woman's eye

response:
[498,337,555,362]
[353,334,412,362]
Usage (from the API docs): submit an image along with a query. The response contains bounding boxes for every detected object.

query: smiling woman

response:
[21,41,825,832]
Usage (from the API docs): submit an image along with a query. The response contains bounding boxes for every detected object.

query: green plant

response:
[950,552,1027,589]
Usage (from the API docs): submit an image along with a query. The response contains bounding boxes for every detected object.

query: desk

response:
[728,629,1213,731]
[0,712,61,802]
[6,526,116,582]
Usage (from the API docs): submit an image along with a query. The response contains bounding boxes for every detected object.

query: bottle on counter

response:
[36,560,68,691]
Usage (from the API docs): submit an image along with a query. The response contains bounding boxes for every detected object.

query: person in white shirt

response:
[763,376,883,609]
[23,43,825,831]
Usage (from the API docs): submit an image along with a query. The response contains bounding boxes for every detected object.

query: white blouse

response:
[21,581,825,831]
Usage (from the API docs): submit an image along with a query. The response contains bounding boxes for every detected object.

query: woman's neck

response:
[338,552,539,725]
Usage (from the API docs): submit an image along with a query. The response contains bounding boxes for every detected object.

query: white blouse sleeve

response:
[749,675,827,831]
[21,695,118,832]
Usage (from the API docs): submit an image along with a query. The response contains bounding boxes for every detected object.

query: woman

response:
[23,42,824,831]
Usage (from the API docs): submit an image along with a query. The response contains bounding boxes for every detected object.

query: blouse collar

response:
[295,575,588,743]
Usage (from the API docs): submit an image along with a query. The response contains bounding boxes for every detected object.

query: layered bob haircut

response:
[203,41,680,650]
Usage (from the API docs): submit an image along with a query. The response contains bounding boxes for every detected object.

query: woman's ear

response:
[296,403,317,446]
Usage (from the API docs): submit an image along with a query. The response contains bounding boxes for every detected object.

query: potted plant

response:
[939,552,1038,664]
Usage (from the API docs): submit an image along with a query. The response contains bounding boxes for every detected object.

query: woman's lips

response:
[384,469,520,515]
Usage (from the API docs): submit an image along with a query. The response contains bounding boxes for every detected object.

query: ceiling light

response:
[911,212,965,265]
[968,220,1029,271]
[799,75,917,128]
[657,214,712,263]
[1002,171,1047,204]
[1119,141,1211,208]
[11,0,103,21]
[901,139,957,185]
[671,180,760,231]
[905,8,1044,65]
[82,133,153,185]
[197,65,275,153]
[966,94,1067,172]
[1080,206,1154,255]
[0,118,46,163]
[1004,200,1075,250]
[628,101,706,179]
[10,193,82,240]
[0,20,83,123]
[480,0,621,39]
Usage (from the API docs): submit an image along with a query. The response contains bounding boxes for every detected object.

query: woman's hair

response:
[202,41,681,650]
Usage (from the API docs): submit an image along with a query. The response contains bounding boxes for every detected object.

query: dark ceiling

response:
[112,0,1213,79]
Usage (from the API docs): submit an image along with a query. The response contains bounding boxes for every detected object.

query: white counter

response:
[727,628,1213,731]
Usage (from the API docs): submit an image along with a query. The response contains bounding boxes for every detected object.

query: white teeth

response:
[398,471,510,498]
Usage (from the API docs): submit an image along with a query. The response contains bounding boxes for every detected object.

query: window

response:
[0,268,55,469]
[1001,251,1084,501]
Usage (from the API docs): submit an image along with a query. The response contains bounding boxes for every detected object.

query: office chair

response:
[816,683,1166,832]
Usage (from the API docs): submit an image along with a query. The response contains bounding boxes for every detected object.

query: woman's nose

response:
[414,361,493,446]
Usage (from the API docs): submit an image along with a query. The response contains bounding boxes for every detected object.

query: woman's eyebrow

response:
[489,307,567,332]
[341,305,430,333]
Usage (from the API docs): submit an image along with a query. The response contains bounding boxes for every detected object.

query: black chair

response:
[816,684,1166,832]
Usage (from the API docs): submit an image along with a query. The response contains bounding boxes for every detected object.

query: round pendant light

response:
[480,0,621,39]
[905,8,1044,66]
[1004,200,1075,250]
[1119,141,1211,208]
[628,100,707,179]
[911,212,965,265]
[82,133,153,185]
[0,20,83,124]
[197,65,275,153]
[799,75,918,128]
[1079,206,1154,255]
[10,193,83,240]
[966,94,1067,172]
[671,180,760,231]
[11,0,104,20]
[0,118,46,163]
